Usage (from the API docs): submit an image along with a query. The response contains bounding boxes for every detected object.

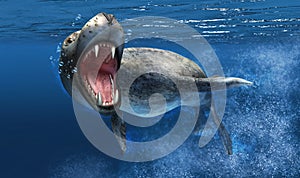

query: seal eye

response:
[67,38,73,43]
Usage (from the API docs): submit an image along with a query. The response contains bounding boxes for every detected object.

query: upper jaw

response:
[75,13,124,59]
[74,12,124,113]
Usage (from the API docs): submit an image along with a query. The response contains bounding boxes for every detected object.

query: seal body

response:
[118,47,207,116]
[59,12,252,155]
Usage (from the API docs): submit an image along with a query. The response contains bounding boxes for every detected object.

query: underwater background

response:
[0,0,299,177]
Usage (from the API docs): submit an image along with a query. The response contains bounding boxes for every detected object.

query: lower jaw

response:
[97,105,116,115]
[87,83,120,111]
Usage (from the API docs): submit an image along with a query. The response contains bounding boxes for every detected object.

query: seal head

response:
[60,12,124,114]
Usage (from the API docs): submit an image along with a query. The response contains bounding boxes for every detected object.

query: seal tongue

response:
[96,72,112,104]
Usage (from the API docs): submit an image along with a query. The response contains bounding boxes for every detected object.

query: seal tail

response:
[195,76,253,92]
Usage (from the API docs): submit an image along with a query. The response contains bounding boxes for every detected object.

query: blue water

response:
[1,0,299,177]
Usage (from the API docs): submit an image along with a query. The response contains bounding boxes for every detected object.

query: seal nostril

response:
[102,12,113,24]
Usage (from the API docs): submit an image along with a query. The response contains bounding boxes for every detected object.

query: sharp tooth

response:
[88,85,92,93]
[110,74,114,99]
[113,89,119,104]
[97,92,102,105]
[111,46,115,58]
[95,45,99,58]
[109,74,114,85]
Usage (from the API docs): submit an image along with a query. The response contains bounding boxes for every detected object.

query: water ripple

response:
[0,0,299,43]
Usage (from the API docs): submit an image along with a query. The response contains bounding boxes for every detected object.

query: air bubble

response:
[59,61,64,67]
[75,14,82,21]
[56,44,61,53]
[71,14,82,27]
[72,67,78,73]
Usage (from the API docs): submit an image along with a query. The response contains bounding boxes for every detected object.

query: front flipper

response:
[111,112,126,152]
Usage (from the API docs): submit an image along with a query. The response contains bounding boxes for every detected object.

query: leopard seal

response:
[59,12,252,155]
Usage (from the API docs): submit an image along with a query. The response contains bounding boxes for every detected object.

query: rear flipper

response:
[193,76,250,154]
[210,100,233,155]
[195,94,233,155]
[193,109,206,136]
[111,112,127,153]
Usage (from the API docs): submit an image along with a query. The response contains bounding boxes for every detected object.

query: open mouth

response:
[79,42,120,109]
